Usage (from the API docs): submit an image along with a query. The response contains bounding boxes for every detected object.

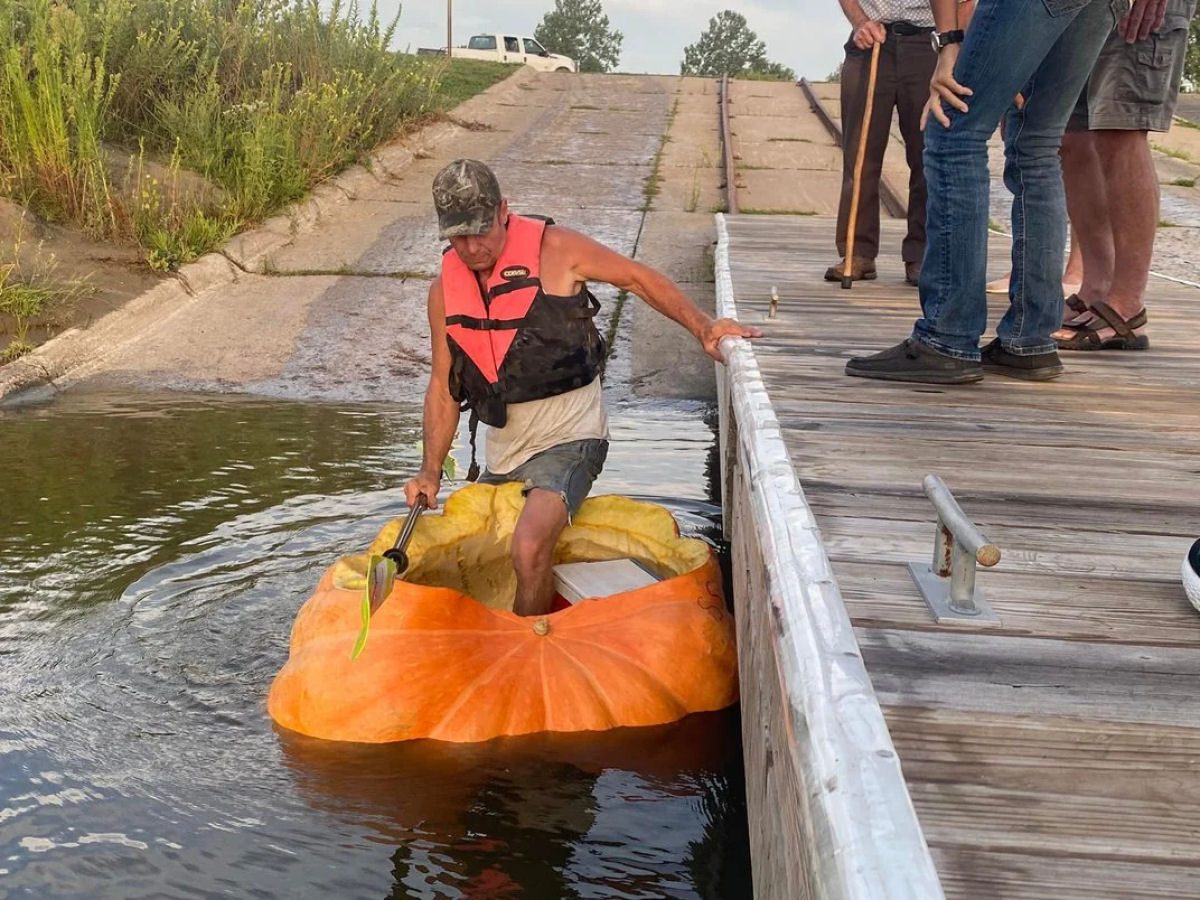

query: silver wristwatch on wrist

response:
[931,29,965,53]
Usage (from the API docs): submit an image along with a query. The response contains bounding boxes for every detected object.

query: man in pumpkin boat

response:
[403,158,759,618]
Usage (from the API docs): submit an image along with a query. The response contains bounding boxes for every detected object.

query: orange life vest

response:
[442,214,605,430]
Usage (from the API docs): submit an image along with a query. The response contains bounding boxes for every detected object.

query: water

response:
[0,389,750,898]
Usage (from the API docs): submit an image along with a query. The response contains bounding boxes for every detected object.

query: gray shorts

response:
[478,438,608,514]
[1067,0,1197,132]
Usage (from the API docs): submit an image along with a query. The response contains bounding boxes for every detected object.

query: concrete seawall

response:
[713,213,942,899]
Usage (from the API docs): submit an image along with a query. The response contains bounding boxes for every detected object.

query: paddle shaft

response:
[843,40,881,290]
[383,494,428,572]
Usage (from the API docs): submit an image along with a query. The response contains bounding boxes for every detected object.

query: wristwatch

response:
[931,29,965,52]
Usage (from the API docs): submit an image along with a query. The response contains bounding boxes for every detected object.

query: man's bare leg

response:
[1060,129,1114,318]
[1063,222,1084,294]
[1096,129,1156,322]
[511,488,569,616]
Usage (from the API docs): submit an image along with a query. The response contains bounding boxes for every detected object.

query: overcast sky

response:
[379,0,851,80]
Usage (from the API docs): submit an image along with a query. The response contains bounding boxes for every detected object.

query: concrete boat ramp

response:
[717,213,1200,898]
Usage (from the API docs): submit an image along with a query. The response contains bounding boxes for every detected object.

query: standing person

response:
[845,0,1145,385]
[827,0,974,286]
[1054,0,1195,351]
[404,159,759,617]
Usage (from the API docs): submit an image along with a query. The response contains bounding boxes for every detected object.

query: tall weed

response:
[0,0,118,231]
[0,0,450,267]
[0,213,91,360]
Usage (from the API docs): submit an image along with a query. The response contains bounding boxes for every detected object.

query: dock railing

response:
[714,213,944,899]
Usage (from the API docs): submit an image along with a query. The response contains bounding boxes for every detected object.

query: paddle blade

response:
[352,553,396,660]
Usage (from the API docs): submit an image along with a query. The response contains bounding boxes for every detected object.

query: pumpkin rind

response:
[268,484,738,743]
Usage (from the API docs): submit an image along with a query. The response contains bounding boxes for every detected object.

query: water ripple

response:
[0,390,748,898]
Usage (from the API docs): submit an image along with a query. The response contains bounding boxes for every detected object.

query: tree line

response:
[540,0,1197,88]
[534,0,794,79]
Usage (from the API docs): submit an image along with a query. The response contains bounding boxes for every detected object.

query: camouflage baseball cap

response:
[432,159,502,238]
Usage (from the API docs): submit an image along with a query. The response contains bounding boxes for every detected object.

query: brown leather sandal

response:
[1057,294,1091,332]
[1064,293,1088,316]
[1056,301,1149,351]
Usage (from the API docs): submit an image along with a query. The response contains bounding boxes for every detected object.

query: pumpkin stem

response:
[532,616,551,636]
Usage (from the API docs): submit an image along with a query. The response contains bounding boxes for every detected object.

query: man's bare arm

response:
[838,0,871,29]
[839,0,888,48]
[404,278,460,509]
[930,0,963,30]
[547,227,761,363]
[924,0,972,128]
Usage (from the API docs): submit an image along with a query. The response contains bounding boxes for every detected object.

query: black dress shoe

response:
[845,338,983,384]
[980,338,1064,381]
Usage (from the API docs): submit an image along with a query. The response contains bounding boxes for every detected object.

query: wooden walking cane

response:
[843,39,882,290]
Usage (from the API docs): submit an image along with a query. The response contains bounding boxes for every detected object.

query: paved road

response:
[1175,92,1200,125]
[61,71,676,401]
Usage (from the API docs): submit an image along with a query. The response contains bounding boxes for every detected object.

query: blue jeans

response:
[913,0,1124,360]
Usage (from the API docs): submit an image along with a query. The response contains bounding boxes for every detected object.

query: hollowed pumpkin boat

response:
[268,483,738,744]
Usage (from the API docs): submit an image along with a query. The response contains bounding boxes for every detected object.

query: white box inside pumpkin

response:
[551,559,660,604]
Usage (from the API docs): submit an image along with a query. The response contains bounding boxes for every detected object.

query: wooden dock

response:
[717,214,1200,898]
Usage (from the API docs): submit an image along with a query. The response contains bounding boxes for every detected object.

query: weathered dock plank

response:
[717,213,1200,897]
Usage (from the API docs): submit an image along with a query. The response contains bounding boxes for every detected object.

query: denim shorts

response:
[1067,0,1196,132]
[478,439,608,515]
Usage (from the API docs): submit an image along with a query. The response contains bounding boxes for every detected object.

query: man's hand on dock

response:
[702,318,762,363]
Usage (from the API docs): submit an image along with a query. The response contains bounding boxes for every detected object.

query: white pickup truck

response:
[452,34,577,72]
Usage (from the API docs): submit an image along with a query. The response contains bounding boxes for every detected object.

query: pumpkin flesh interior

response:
[327,483,711,610]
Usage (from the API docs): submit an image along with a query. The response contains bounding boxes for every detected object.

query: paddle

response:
[352,494,428,660]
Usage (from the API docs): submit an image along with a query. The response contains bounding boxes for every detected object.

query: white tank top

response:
[483,378,609,474]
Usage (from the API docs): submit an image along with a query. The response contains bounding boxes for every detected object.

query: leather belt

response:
[884,21,934,36]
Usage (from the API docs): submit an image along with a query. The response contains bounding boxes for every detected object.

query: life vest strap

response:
[487,277,540,298]
[466,409,481,482]
[446,314,528,331]
[498,370,598,400]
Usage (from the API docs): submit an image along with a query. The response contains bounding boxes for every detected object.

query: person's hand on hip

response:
[922,44,972,130]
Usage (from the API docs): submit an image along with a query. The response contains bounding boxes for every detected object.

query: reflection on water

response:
[0,390,749,898]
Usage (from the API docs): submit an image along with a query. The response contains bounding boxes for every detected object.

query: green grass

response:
[0,217,92,361]
[604,289,628,359]
[1151,141,1198,164]
[429,60,518,111]
[740,208,817,215]
[684,167,702,213]
[1158,219,1177,227]
[0,0,511,272]
[1173,116,1200,131]
[988,218,1009,234]
[1170,177,1196,187]
[640,96,679,211]
[768,137,812,143]
[259,262,435,278]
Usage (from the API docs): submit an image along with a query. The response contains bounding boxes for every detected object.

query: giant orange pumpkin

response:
[268,483,738,743]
